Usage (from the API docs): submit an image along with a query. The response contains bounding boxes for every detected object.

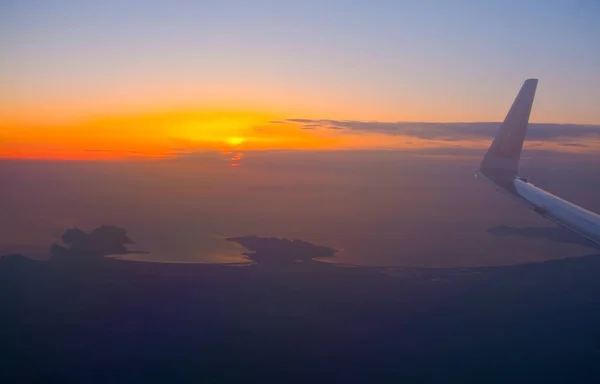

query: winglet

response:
[479,79,538,184]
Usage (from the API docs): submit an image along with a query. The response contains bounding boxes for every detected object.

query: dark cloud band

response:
[280,119,600,142]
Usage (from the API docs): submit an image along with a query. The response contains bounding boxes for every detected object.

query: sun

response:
[227,137,246,146]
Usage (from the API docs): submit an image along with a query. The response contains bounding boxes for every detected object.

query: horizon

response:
[3,1,600,160]
[3,3,600,381]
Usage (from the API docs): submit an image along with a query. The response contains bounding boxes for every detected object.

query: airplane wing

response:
[476,79,600,246]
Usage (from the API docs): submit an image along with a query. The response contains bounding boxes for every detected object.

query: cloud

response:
[300,123,323,130]
[284,118,316,123]
[559,142,590,148]
[280,119,600,143]
[84,149,143,154]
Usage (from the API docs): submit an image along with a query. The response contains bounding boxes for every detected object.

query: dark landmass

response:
[2,226,600,383]
[227,235,337,265]
[50,225,139,260]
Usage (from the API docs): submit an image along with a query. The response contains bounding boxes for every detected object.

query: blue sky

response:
[2,0,600,123]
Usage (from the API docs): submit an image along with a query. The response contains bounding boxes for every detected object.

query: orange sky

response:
[3,108,599,161]
[1,110,333,160]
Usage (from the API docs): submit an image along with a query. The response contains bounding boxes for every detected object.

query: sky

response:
[2,0,600,159]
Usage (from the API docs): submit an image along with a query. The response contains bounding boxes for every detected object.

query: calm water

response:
[2,150,598,267]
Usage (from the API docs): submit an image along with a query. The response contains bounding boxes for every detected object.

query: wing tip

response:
[478,78,539,185]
